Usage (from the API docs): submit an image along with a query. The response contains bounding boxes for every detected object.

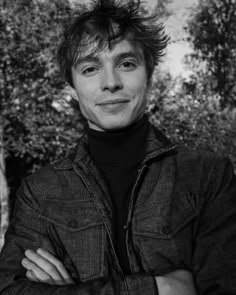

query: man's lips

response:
[96,98,130,112]
[97,98,130,105]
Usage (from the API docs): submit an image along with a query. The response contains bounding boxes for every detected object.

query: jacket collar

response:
[143,123,178,164]
[52,122,178,170]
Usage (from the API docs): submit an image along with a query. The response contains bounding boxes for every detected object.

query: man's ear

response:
[147,77,153,92]
[145,78,153,98]
[69,86,79,102]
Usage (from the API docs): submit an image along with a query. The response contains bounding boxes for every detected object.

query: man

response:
[0,0,235,294]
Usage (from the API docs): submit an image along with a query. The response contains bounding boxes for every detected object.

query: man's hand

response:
[21,248,75,285]
[22,249,197,294]
[155,269,197,295]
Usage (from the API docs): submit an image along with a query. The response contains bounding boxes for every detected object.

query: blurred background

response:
[1,0,236,249]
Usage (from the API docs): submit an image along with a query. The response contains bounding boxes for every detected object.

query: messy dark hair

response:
[57,0,170,86]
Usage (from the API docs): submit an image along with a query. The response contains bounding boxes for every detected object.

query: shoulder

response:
[19,154,74,201]
[177,145,223,166]
[176,145,233,170]
[174,145,235,195]
[29,155,72,180]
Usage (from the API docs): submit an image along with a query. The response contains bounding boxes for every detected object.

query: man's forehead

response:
[74,39,144,63]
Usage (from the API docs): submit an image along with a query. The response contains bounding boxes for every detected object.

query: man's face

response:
[71,40,149,131]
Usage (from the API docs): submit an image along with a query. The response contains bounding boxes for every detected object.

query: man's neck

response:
[87,115,149,164]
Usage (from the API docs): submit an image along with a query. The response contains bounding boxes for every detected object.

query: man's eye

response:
[119,61,137,70]
[82,67,98,75]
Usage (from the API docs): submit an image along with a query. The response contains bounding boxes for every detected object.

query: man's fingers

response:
[22,258,54,285]
[36,248,74,284]
[26,270,39,282]
[24,249,64,284]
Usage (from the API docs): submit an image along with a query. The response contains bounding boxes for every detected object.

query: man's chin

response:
[102,120,135,132]
[89,118,133,132]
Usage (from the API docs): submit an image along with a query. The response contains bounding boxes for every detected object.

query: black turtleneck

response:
[87,115,148,273]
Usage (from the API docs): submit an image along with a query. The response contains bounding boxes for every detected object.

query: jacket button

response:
[68,219,78,228]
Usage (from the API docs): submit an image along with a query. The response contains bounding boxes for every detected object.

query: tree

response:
[186,0,236,108]
[0,0,86,216]
[139,0,171,19]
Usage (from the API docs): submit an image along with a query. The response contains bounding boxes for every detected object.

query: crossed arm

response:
[0,179,197,295]
[21,248,197,295]
[2,156,236,294]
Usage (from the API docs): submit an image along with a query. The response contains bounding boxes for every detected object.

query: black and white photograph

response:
[0,0,236,294]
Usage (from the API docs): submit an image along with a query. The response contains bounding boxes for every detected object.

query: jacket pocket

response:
[133,191,199,274]
[40,199,106,282]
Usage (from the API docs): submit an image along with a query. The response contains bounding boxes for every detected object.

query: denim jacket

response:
[0,123,236,295]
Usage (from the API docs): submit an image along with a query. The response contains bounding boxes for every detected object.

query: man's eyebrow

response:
[74,55,100,67]
[74,50,143,67]
[114,51,143,62]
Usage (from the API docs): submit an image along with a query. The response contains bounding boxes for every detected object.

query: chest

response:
[40,160,201,281]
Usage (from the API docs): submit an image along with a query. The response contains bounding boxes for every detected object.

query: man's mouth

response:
[97,99,130,111]
[98,98,130,105]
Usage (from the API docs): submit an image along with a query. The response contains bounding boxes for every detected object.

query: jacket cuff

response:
[124,274,158,294]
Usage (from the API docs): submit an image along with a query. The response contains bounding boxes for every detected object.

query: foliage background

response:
[1,0,236,223]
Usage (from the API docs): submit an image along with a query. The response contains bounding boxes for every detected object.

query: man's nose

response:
[101,68,123,92]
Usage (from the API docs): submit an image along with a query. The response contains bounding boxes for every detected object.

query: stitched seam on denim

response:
[123,276,130,295]
[39,214,104,231]
[22,179,42,215]
[127,282,154,292]
[79,225,105,281]
[82,272,104,281]
[72,165,123,274]
[52,165,72,170]
[136,242,152,270]
[44,198,92,203]
[207,159,219,199]
[80,160,112,209]
[198,158,225,221]
[101,225,106,277]
[133,211,198,239]
[78,225,104,281]
[143,145,178,164]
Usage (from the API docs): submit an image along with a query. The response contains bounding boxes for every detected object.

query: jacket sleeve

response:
[193,157,236,295]
[0,178,158,295]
